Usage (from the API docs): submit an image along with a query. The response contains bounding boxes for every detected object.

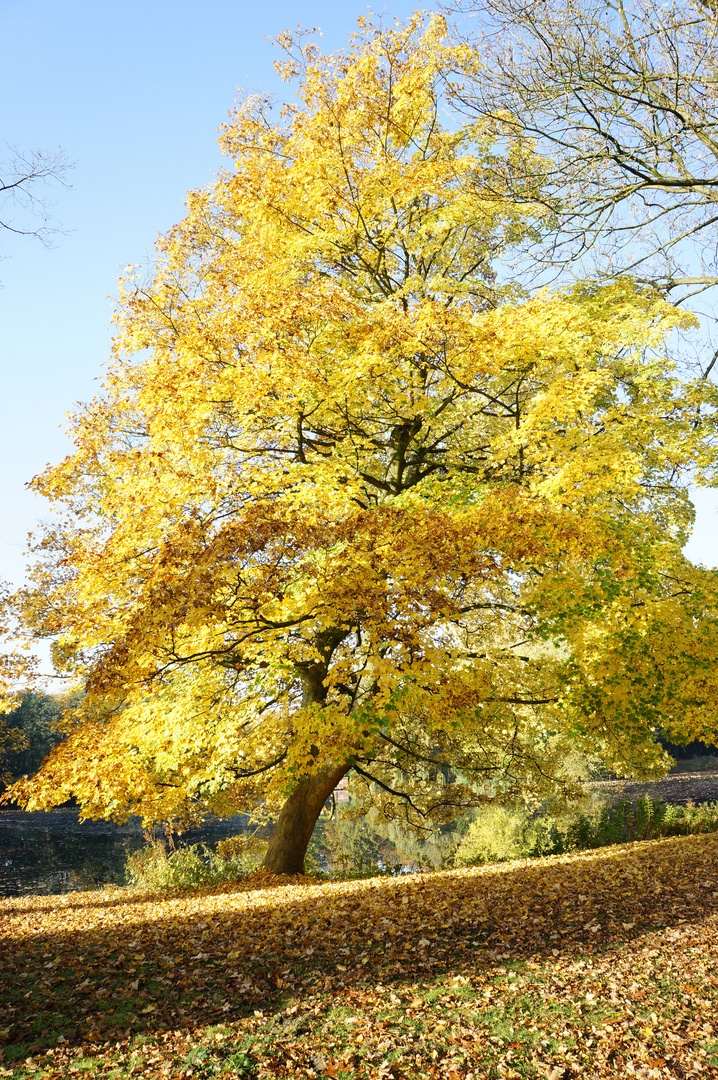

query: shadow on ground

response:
[1,833,717,1054]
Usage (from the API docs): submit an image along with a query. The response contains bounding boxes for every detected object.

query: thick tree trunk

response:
[262,760,350,875]
[263,628,353,874]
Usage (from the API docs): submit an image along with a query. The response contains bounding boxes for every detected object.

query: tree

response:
[447,0,718,372]
[0,714,27,788]
[1,144,70,256]
[4,15,718,875]
[0,691,66,790]
[0,583,39,776]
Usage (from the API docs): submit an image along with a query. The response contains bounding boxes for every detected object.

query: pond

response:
[5,771,716,897]
[0,805,459,897]
[0,808,253,898]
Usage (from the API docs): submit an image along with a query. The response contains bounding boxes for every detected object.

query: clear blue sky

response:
[0,0,715,601]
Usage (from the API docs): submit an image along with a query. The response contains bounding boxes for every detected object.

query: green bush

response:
[125,835,264,892]
[455,798,718,867]
[451,806,533,865]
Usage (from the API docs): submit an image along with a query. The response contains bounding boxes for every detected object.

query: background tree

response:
[4,15,718,875]
[447,0,718,374]
[0,144,70,258]
[0,691,66,791]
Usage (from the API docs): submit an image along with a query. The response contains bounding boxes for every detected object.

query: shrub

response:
[451,806,533,865]
[214,833,266,864]
[455,798,718,867]
[125,834,265,892]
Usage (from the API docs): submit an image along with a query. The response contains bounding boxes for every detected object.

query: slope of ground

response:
[1,834,717,1078]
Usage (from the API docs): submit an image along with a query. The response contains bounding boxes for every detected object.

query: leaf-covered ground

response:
[1,834,717,1078]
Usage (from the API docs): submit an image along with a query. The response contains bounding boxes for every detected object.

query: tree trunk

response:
[262,760,350,875]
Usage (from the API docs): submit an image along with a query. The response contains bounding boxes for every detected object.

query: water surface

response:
[0,808,251,897]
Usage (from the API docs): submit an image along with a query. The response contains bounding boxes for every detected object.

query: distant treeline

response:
[0,691,74,790]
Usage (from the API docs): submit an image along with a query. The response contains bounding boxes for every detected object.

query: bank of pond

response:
[3,769,718,897]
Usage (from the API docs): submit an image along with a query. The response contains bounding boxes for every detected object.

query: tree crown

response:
[5,16,718,841]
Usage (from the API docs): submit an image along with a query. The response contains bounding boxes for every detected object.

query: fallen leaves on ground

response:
[1,834,717,1078]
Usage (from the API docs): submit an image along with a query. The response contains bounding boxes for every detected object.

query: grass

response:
[1,833,717,1078]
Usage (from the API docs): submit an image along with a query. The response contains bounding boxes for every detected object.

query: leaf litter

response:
[1,833,717,1078]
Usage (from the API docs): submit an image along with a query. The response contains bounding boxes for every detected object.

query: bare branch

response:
[446,0,718,340]
[0,144,72,252]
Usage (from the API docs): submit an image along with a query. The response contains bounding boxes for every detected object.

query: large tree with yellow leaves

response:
[5,15,718,874]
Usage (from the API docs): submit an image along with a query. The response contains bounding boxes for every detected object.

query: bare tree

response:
[0,145,71,250]
[446,0,718,374]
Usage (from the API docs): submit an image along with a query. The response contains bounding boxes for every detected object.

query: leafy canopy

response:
[5,14,718,832]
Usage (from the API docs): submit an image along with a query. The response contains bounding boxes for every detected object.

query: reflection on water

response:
[11,781,706,898]
[0,808,142,896]
[0,806,460,897]
[308,814,459,879]
[0,808,253,897]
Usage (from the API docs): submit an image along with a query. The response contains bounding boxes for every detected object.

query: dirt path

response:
[590,769,718,805]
